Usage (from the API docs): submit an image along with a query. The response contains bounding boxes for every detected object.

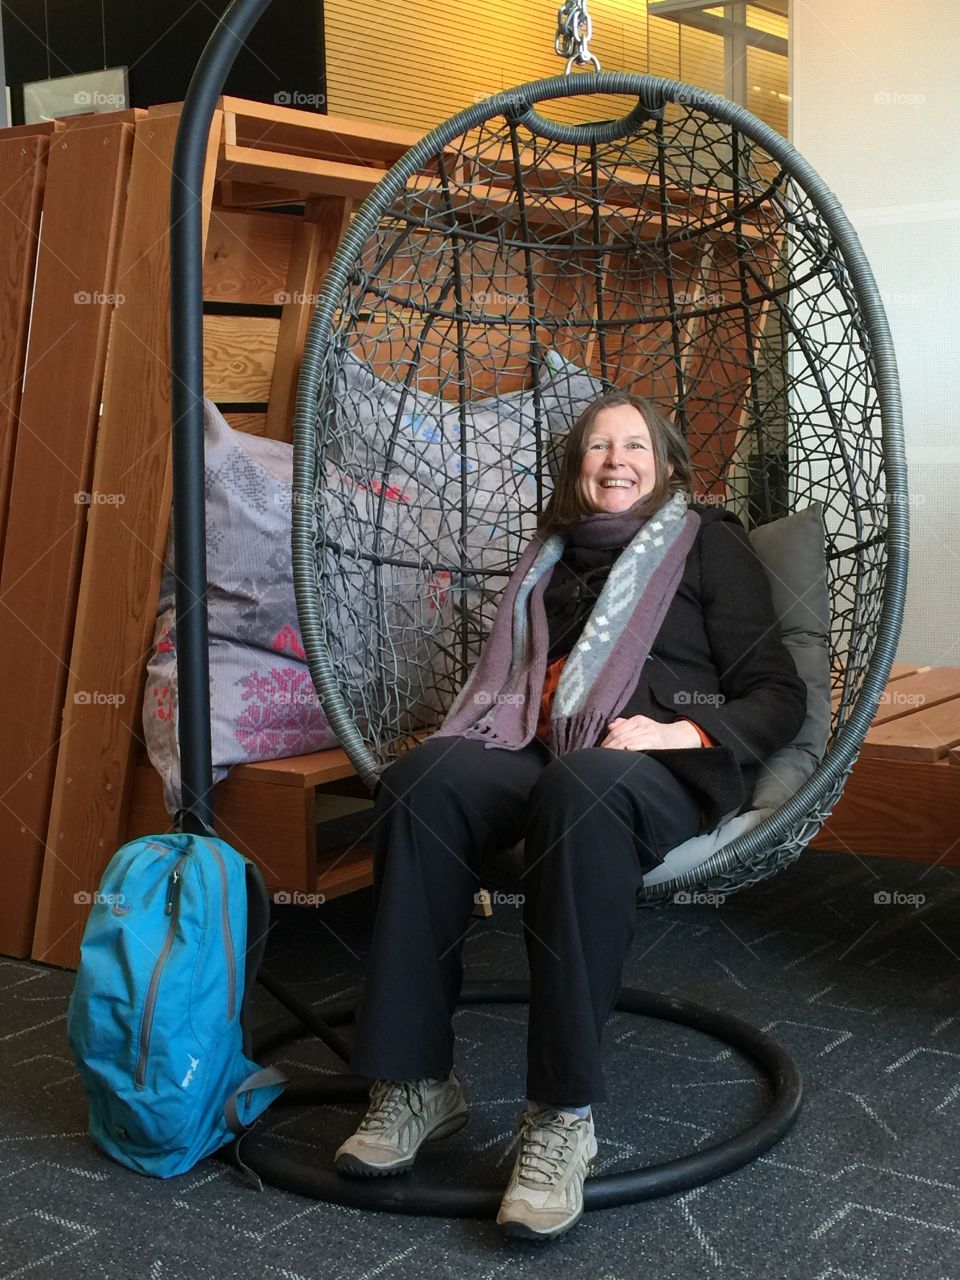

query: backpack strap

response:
[242,861,272,1059]
[173,807,218,838]
[174,812,270,1060]
[224,1064,287,1137]
[223,1063,288,1192]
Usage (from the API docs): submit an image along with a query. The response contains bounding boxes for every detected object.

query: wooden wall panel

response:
[325,1,787,138]
[325,0,653,133]
[265,195,353,442]
[680,233,783,497]
[31,110,223,970]
[0,118,136,959]
[203,208,296,304]
[202,313,279,401]
[0,131,50,558]
[222,411,268,435]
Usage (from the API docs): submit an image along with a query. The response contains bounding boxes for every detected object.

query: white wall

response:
[791,0,960,665]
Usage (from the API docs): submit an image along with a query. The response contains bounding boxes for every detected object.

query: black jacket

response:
[542,502,808,834]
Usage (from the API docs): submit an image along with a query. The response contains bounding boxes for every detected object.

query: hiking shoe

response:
[496,1104,598,1240]
[334,1072,468,1176]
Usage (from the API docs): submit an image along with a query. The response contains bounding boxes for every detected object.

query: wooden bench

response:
[810,663,960,864]
[127,660,960,908]
[126,749,376,901]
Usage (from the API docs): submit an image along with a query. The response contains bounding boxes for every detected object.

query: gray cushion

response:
[643,503,831,888]
[746,503,832,809]
[328,349,606,708]
[539,350,603,479]
[332,348,600,495]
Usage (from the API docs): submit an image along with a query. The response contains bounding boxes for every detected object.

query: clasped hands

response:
[599,714,703,751]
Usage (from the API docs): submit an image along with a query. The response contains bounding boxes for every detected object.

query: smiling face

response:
[579,402,666,513]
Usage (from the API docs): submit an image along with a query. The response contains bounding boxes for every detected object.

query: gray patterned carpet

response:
[3,845,960,1280]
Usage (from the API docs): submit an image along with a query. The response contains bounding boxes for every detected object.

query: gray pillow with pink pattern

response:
[143,401,340,814]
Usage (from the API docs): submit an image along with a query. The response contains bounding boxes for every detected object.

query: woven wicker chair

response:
[291,73,907,903]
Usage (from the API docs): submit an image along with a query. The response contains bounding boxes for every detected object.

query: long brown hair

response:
[538,390,694,537]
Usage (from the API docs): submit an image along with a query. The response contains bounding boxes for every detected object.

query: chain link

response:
[554,0,601,74]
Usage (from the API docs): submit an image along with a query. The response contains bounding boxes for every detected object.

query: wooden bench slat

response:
[887,662,922,681]
[829,661,923,710]
[869,666,960,726]
[0,120,62,138]
[316,841,375,900]
[232,748,367,790]
[216,179,311,208]
[863,695,960,761]
[220,95,423,166]
[61,109,146,129]
[221,144,387,201]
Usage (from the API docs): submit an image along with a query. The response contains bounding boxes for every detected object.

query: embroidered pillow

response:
[143,403,340,814]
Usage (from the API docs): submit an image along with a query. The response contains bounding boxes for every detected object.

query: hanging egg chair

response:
[167,0,906,1219]
[290,74,907,904]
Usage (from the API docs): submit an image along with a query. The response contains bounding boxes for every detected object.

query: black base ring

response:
[238,979,802,1216]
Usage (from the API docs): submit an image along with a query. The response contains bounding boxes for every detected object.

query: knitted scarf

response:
[431,489,700,757]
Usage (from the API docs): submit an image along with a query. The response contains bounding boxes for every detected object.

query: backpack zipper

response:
[204,839,237,1022]
[135,855,186,1090]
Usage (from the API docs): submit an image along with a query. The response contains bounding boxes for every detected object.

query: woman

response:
[333,391,807,1241]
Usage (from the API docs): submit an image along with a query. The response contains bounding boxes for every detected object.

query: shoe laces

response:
[506,1107,577,1187]
[359,1079,427,1133]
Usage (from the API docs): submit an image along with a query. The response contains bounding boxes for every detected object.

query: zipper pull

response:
[165,865,182,916]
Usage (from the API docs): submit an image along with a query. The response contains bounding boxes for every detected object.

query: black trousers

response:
[349,735,703,1106]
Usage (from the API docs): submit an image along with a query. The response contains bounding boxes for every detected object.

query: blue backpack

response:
[67,827,285,1179]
